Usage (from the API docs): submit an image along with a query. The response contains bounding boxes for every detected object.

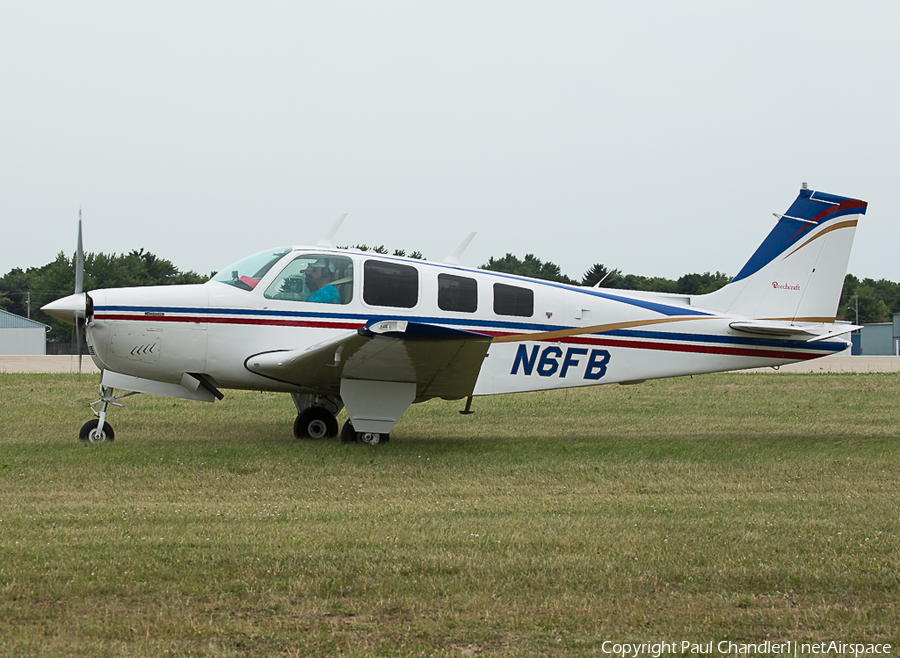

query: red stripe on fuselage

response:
[557,334,822,360]
[96,313,365,331]
[480,330,825,360]
[94,314,830,361]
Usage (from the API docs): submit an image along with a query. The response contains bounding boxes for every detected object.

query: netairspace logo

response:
[599,640,893,657]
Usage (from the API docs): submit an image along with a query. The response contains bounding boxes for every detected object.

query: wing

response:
[245,320,492,401]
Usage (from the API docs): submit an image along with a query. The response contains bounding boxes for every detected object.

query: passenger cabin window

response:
[438,274,477,313]
[493,283,533,317]
[264,254,354,305]
[363,260,418,308]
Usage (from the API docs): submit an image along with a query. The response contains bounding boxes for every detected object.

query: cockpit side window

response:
[264,254,354,305]
[211,247,291,291]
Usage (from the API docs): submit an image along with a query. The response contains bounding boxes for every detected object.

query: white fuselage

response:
[83,248,847,400]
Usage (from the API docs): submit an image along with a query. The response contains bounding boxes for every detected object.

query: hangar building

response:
[0,309,50,355]
[853,313,900,355]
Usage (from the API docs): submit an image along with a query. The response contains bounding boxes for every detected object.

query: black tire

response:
[340,419,388,445]
[294,407,338,439]
[79,419,115,443]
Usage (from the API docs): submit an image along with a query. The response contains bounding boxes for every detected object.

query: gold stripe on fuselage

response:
[490,315,720,344]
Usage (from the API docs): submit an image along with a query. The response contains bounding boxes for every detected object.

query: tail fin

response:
[695,185,867,321]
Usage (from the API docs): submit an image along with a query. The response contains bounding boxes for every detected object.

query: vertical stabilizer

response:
[695,186,866,321]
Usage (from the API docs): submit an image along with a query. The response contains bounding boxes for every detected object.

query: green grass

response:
[0,372,898,656]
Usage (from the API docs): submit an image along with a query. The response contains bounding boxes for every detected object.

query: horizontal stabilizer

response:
[805,325,861,343]
[729,320,859,342]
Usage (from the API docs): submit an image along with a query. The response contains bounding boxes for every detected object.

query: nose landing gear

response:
[79,418,114,443]
[79,384,139,444]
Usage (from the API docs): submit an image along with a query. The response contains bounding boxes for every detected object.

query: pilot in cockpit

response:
[304,260,341,304]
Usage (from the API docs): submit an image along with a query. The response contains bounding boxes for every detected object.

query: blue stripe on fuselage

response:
[95,305,844,352]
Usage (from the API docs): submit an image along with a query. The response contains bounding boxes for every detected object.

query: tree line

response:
[2,248,897,343]
[482,252,900,326]
[482,253,732,294]
[0,250,207,341]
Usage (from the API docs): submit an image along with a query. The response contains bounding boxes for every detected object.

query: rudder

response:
[695,185,867,321]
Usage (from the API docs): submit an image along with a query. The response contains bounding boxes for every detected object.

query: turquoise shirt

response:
[306,284,341,304]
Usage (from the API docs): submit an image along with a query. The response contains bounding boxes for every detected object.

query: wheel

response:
[340,419,388,445]
[359,431,388,445]
[294,407,339,439]
[79,419,115,444]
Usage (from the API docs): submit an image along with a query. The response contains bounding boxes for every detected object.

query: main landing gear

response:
[291,393,341,440]
[290,393,387,445]
[79,384,138,444]
[293,407,339,439]
[293,412,389,444]
[341,419,389,445]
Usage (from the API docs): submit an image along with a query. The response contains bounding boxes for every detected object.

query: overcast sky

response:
[2,1,897,285]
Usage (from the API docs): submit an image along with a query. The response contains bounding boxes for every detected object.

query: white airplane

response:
[43,184,866,445]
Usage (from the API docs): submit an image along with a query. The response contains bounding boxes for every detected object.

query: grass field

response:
[0,372,898,657]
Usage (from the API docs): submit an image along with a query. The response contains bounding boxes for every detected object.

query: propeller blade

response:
[77,320,83,374]
[74,319,83,374]
[75,213,84,294]
[74,212,85,373]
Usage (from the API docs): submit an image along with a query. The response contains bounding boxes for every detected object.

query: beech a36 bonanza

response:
[43,184,866,445]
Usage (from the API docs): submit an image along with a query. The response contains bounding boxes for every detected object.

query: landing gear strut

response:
[80,384,138,444]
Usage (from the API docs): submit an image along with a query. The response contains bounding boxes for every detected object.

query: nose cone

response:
[41,293,87,324]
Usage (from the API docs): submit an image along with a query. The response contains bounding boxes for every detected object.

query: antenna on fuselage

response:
[593,269,614,288]
[316,213,348,248]
[443,232,476,265]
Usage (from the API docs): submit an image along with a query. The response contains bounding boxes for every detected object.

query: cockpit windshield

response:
[211,247,292,291]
